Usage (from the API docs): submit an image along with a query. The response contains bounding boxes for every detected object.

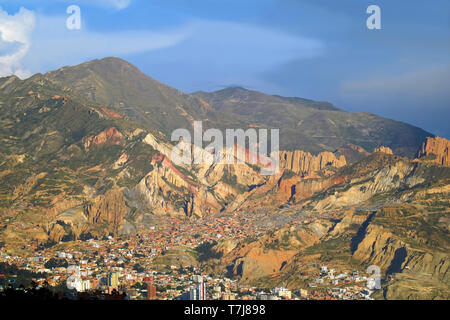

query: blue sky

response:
[0,0,449,137]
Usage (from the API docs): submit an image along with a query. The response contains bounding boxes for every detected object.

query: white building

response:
[67,276,91,292]
[273,287,292,299]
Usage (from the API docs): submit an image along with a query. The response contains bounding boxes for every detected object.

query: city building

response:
[144,276,157,300]
[107,272,119,293]
[189,275,207,300]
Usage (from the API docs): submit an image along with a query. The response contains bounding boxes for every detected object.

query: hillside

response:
[0,67,271,243]
[40,57,432,158]
[198,150,450,299]
[194,87,432,157]
[45,57,248,136]
[0,58,448,300]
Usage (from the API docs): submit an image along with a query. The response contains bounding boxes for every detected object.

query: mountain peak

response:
[86,56,141,72]
[44,57,223,134]
[219,86,251,93]
[47,56,146,83]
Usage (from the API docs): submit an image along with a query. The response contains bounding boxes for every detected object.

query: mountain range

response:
[0,57,448,299]
[45,57,431,156]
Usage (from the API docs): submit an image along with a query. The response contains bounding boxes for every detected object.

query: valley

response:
[0,58,448,300]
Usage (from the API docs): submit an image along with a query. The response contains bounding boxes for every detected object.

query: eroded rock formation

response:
[279,150,346,175]
[84,127,124,149]
[84,187,127,236]
[136,153,222,217]
[374,146,394,155]
[417,136,450,166]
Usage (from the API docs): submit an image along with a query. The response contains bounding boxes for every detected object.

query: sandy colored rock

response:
[84,187,127,236]
[417,136,450,166]
[279,150,346,175]
[48,224,65,243]
[374,146,393,155]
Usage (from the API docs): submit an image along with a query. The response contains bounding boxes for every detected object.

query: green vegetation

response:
[195,241,223,262]
[133,263,145,273]
[0,262,49,287]
[281,169,297,180]
[44,258,68,269]
[222,169,248,193]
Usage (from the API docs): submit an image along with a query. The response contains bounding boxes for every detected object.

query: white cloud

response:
[0,6,323,83]
[186,19,324,64]
[19,13,192,75]
[341,66,450,99]
[138,19,325,93]
[56,0,131,10]
[102,0,131,10]
[0,7,36,78]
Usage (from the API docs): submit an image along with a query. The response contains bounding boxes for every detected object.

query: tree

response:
[133,263,145,273]
[44,258,68,269]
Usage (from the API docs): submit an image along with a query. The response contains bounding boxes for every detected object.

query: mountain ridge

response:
[40,57,432,158]
[193,85,433,157]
